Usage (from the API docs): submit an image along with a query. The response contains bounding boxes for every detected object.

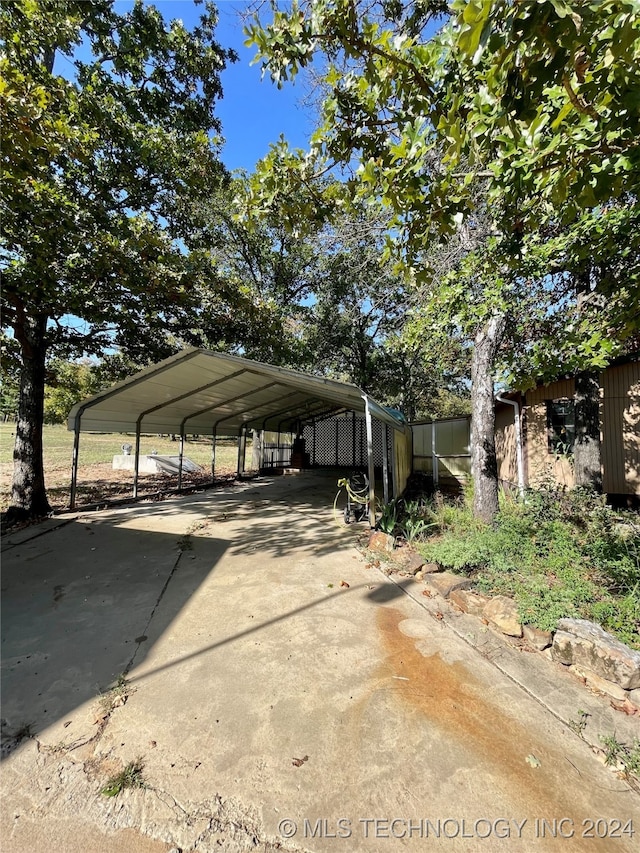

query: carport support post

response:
[70,414,81,510]
[382,423,389,504]
[237,425,247,478]
[363,397,376,528]
[178,430,185,490]
[242,425,248,474]
[133,420,142,498]
[211,428,217,478]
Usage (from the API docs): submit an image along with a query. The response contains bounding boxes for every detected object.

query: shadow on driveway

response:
[1,520,226,757]
[0,471,359,758]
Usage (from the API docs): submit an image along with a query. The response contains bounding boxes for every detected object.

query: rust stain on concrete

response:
[375,606,630,851]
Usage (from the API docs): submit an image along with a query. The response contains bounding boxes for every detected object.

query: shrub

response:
[418,487,640,649]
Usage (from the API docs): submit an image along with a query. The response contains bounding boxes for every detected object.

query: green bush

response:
[418,487,640,649]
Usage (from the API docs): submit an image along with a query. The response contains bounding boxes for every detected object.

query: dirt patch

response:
[0,462,236,514]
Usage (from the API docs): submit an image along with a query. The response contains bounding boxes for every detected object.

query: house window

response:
[546,399,575,455]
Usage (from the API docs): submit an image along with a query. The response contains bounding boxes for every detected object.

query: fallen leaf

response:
[526,754,541,769]
[421,589,433,598]
[63,721,72,728]
[292,755,309,767]
[340,580,350,588]
[93,713,108,726]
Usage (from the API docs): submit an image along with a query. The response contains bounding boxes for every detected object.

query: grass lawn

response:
[0,423,249,511]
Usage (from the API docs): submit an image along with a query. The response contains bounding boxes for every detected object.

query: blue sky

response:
[117,1,314,172]
[214,1,315,170]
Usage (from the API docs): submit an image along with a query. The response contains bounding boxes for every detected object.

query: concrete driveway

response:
[2,472,639,852]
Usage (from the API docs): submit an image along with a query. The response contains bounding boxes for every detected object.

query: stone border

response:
[367,535,640,712]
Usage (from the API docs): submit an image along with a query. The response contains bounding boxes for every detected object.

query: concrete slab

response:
[2,472,639,852]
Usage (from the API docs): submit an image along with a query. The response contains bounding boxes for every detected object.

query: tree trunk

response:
[7,309,51,522]
[470,314,506,522]
[573,370,602,491]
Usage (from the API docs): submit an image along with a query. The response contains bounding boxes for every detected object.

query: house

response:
[495,355,640,504]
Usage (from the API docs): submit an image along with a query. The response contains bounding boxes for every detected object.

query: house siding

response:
[495,404,519,488]
[601,361,640,496]
[495,359,640,497]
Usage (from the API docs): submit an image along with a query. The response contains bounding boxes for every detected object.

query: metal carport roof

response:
[67,349,409,521]
[67,348,407,435]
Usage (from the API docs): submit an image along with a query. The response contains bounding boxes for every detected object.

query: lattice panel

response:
[337,416,354,465]
[302,414,394,470]
[306,418,337,466]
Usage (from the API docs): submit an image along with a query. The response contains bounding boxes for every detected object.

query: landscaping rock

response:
[421,561,442,574]
[523,624,553,651]
[552,619,640,690]
[449,589,490,617]
[483,596,523,637]
[628,688,640,710]
[402,551,426,575]
[572,667,628,702]
[368,531,395,553]
[426,572,472,599]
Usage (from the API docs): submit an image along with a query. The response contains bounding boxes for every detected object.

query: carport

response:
[67,348,411,524]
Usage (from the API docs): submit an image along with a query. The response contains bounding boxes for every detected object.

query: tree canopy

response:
[245,0,640,518]
[0,0,237,518]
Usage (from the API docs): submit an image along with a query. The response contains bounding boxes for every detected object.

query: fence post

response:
[432,421,439,488]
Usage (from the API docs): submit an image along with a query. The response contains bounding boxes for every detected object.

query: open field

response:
[0,423,250,512]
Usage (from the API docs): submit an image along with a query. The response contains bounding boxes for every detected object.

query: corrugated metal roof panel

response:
[67,349,407,434]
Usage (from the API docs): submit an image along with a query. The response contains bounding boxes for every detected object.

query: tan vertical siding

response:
[495,404,518,486]
[602,361,640,496]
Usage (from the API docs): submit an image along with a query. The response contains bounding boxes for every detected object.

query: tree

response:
[44,359,101,425]
[246,0,640,517]
[438,0,640,228]
[180,177,323,367]
[1,0,236,521]
[300,209,471,417]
